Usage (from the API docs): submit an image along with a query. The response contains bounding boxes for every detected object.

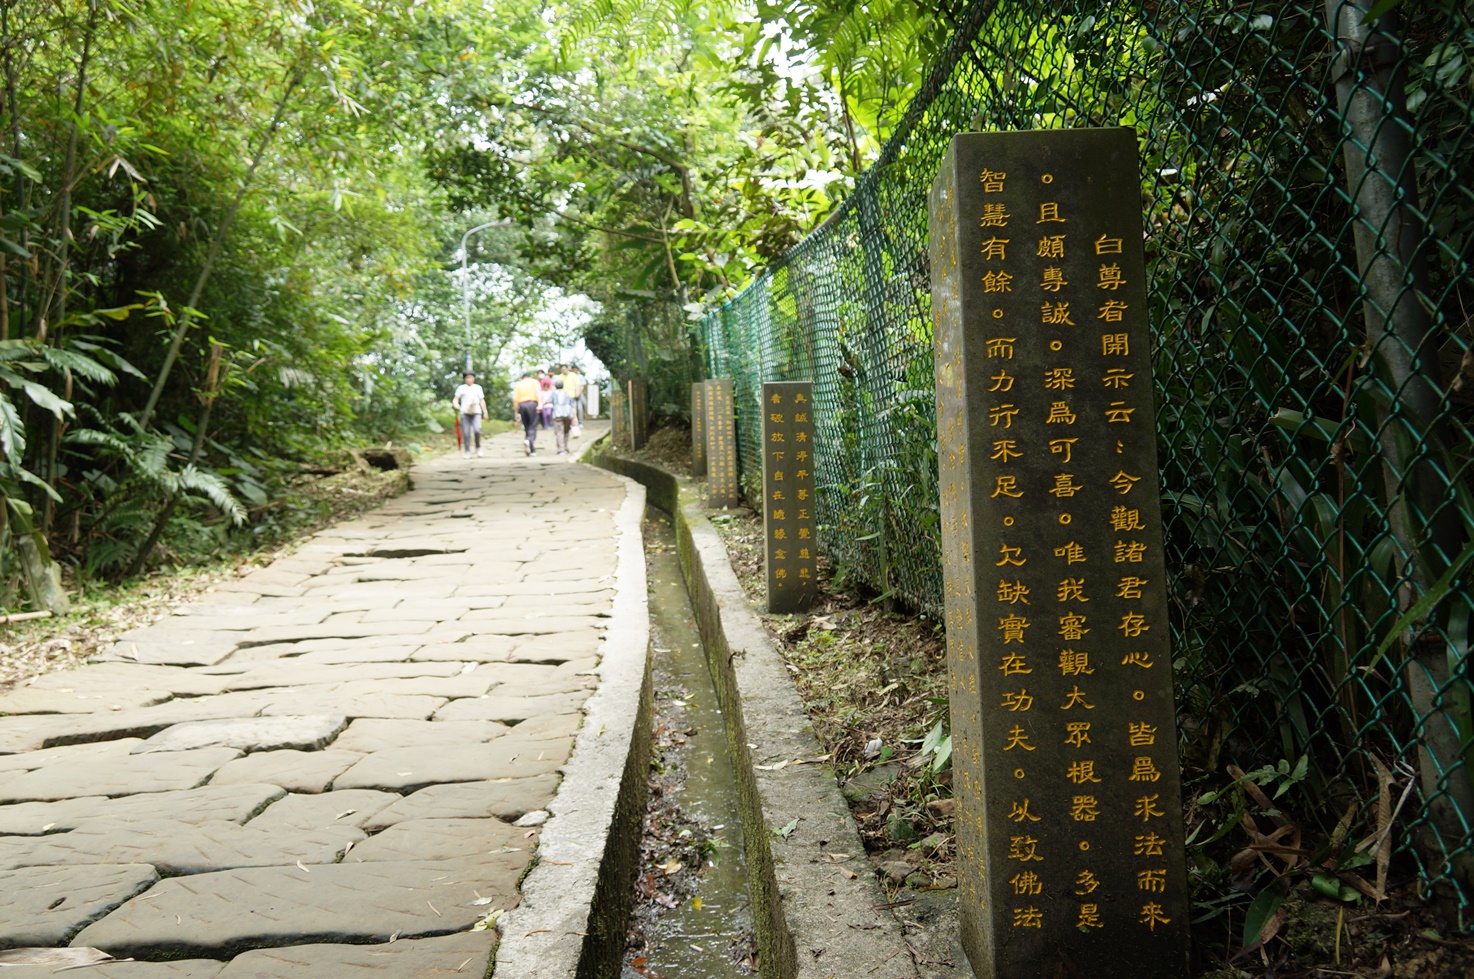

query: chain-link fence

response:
[698,0,1474,929]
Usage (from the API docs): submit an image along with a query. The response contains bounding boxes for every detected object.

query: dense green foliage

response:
[0,0,943,593]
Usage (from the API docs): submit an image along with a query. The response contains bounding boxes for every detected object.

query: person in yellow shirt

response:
[511,371,543,456]
[560,364,585,434]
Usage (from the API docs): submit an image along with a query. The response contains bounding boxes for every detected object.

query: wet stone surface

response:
[0,424,623,972]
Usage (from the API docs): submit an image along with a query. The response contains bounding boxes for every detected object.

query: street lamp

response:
[459,219,513,372]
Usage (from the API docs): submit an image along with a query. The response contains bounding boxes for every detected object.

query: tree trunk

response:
[1323,0,1474,903]
[139,66,301,430]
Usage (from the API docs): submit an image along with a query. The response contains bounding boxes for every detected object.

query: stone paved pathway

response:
[0,421,634,976]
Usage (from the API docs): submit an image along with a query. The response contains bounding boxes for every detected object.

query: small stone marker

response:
[628,376,649,450]
[762,382,818,612]
[610,385,628,448]
[929,128,1189,978]
[703,378,739,508]
[692,381,709,477]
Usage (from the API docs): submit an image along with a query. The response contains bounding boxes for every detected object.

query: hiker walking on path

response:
[548,377,576,455]
[561,364,585,435]
[451,371,489,459]
[538,370,554,430]
[512,371,543,456]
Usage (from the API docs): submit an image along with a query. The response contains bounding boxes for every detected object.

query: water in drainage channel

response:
[622,509,756,979]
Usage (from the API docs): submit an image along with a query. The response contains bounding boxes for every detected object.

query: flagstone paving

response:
[0,421,632,974]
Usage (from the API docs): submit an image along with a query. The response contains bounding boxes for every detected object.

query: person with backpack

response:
[561,364,585,436]
[548,377,576,455]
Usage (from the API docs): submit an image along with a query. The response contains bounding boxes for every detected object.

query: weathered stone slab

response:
[333,719,509,754]
[246,790,400,832]
[0,819,362,875]
[332,674,495,700]
[245,930,496,977]
[212,580,305,598]
[361,601,498,623]
[0,747,241,803]
[434,691,588,724]
[507,631,604,660]
[292,645,424,665]
[99,634,241,667]
[235,567,310,587]
[258,693,444,720]
[25,664,228,698]
[410,640,515,663]
[0,955,222,978]
[208,750,363,794]
[345,817,525,862]
[361,775,560,830]
[0,687,172,715]
[0,864,158,947]
[333,739,570,793]
[215,931,496,978]
[0,739,142,776]
[133,716,347,755]
[202,661,464,690]
[0,784,284,836]
[452,581,614,598]
[508,713,583,741]
[26,693,279,749]
[72,858,524,957]
[475,662,594,695]
[457,615,606,635]
[234,623,437,649]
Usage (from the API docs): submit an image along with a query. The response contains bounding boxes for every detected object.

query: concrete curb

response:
[593,444,920,979]
[491,469,652,979]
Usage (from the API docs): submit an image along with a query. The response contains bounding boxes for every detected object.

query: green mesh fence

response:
[698,0,1474,928]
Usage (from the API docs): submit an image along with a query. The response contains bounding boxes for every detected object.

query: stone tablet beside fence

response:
[628,377,649,450]
[703,379,739,509]
[761,382,818,613]
[692,382,708,477]
[610,386,627,449]
[929,127,1189,979]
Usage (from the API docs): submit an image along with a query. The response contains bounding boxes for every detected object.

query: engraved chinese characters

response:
[610,386,628,449]
[929,129,1188,979]
[762,382,819,613]
[704,379,740,509]
[628,377,649,450]
[692,382,709,478]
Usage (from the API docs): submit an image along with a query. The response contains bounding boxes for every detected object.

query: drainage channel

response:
[622,508,755,979]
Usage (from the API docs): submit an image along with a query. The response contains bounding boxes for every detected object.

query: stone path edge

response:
[592,442,925,979]
[489,463,653,979]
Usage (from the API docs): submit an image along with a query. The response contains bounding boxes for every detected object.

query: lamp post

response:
[459,219,513,372]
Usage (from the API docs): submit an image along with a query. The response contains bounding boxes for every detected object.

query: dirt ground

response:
[616,423,1474,979]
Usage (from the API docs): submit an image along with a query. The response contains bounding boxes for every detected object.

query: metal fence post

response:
[1323,0,1473,895]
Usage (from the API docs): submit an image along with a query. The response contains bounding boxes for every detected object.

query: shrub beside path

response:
[0,421,638,977]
